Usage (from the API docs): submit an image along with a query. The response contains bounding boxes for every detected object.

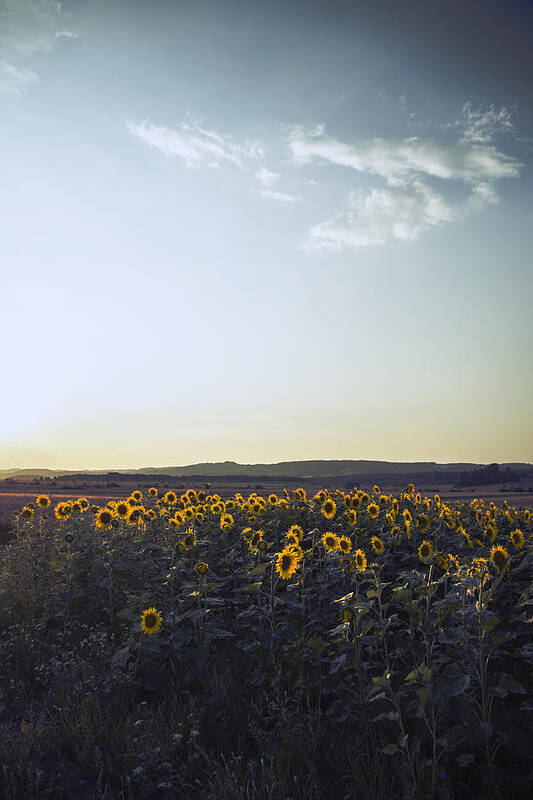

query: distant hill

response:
[1,459,532,483]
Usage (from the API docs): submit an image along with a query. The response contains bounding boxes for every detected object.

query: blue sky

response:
[1,0,532,469]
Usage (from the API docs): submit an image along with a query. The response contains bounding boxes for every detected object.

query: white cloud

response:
[127,119,263,170]
[258,189,300,203]
[55,31,79,40]
[0,0,77,95]
[0,61,39,96]
[256,167,279,188]
[289,127,519,185]
[291,116,522,251]
[305,181,452,250]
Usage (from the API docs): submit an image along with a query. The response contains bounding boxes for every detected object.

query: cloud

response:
[127,119,263,170]
[289,128,519,185]
[256,167,279,188]
[258,189,301,203]
[305,181,452,250]
[290,112,521,250]
[0,61,39,96]
[55,31,79,40]
[0,0,76,95]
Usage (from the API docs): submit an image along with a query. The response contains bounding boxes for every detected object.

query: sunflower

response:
[360,492,369,505]
[415,493,421,505]
[402,509,412,526]
[71,502,82,513]
[322,532,340,552]
[321,498,337,520]
[115,501,131,520]
[78,497,89,511]
[373,485,381,495]
[287,524,304,543]
[141,607,162,635]
[418,540,434,563]
[490,544,509,573]
[275,548,301,580]
[95,508,115,530]
[294,488,307,502]
[268,493,279,505]
[148,487,158,497]
[338,535,352,554]
[447,553,459,572]
[184,507,195,520]
[392,498,399,514]
[54,502,70,521]
[128,507,144,525]
[366,502,380,519]
[416,513,430,534]
[220,513,234,532]
[196,562,209,576]
[132,490,143,502]
[21,506,34,520]
[36,494,50,508]
[286,531,300,547]
[248,529,264,552]
[181,528,197,550]
[164,491,177,505]
[510,529,524,550]
[484,525,498,543]
[353,549,367,573]
[371,535,384,555]
[346,509,357,527]
[186,489,198,502]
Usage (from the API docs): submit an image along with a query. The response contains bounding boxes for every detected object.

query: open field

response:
[1,483,532,798]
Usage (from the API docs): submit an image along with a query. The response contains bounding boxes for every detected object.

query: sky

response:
[1,0,532,470]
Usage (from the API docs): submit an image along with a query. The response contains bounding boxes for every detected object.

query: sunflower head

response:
[371,535,384,555]
[366,502,380,519]
[373,485,381,495]
[95,508,115,529]
[353,549,367,573]
[321,499,337,520]
[346,509,357,526]
[141,607,163,635]
[275,547,301,580]
[149,487,158,497]
[490,544,509,573]
[338,535,352,554]
[36,495,51,508]
[322,531,340,552]
[418,540,434,563]
[510,529,524,550]
[21,506,34,520]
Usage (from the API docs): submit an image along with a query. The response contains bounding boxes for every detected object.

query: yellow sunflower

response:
[36,495,50,508]
[21,506,34,520]
[164,491,177,505]
[288,524,304,542]
[418,540,434,563]
[148,487,158,497]
[338,535,352,554]
[353,549,367,573]
[366,502,380,519]
[220,513,234,531]
[490,544,509,573]
[510,529,524,550]
[275,548,301,580]
[321,498,337,520]
[196,562,209,576]
[95,508,115,530]
[115,501,131,520]
[346,509,357,526]
[54,502,70,521]
[141,607,162,635]
[322,531,340,552]
[268,493,278,505]
[371,535,384,554]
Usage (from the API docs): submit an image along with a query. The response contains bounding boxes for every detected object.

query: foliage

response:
[0,486,532,798]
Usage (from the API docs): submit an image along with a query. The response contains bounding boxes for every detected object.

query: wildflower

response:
[321,498,337,520]
[418,540,434,563]
[490,544,509,573]
[36,495,50,508]
[510,529,524,550]
[141,607,162,635]
[275,548,301,580]
[322,532,340,552]
[371,535,384,555]
[353,549,367,573]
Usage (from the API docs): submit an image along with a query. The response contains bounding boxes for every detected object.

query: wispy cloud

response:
[0,0,76,96]
[127,119,263,170]
[255,167,279,188]
[258,189,301,203]
[290,106,521,250]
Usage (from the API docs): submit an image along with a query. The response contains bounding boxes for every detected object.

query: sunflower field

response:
[0,485,532,799]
